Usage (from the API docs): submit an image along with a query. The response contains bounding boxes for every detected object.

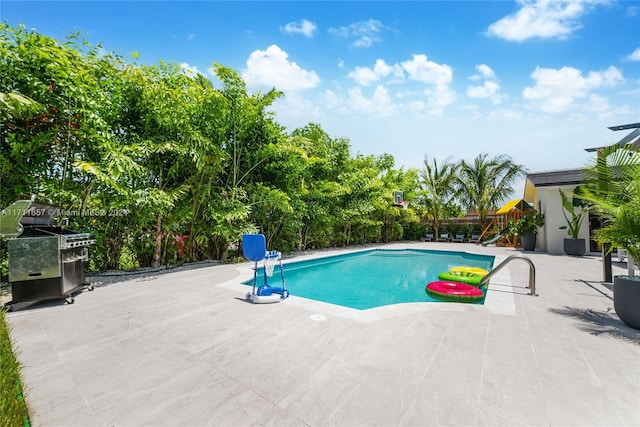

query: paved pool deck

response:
[6,242,640,426]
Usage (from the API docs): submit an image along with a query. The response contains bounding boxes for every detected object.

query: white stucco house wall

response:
[523,169,590,255]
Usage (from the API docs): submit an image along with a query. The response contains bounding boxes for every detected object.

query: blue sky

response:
[3,0,640,193]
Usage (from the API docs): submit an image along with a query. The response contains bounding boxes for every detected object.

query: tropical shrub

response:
[582,144,640,266]
[0,23,522,270]
[558,188,589,239]
[511,212,545,236]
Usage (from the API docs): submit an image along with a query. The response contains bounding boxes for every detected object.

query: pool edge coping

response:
[219,245,518,322]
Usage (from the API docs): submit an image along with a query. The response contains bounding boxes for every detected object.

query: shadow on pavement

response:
[549,306,640,345]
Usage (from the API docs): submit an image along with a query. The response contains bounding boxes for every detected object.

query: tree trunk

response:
[106,238,122,270]
[151,212,162,268]
[220,245,229,261]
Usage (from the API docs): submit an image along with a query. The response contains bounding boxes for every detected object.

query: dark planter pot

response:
[614,275,640,330]
[520,233,536,251]
[563,238,586,256]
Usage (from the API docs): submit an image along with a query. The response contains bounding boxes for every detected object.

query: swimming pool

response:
[245,249,494,310]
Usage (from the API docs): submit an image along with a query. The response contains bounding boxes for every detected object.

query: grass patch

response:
[0,309,30,427]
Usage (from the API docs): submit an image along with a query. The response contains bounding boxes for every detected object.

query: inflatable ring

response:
[438,270,484,287]
[425,281,484,303]
[450,266,489,276]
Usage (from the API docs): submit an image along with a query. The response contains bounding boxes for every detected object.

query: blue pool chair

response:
[242,234,288,303]
[437,231,450,242]
[452,231,465,243]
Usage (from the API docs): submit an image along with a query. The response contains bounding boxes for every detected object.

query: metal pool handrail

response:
[479,254,537,296]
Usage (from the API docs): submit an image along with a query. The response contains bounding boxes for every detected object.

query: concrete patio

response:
[6,242,640,426]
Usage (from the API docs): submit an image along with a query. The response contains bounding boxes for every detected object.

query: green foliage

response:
[417,156,458,238]
[454,153,526,229]
[0,309,30,427]
[0,23,524,269]
[581,144,640,266]
[558,188,588,239]
[593,200,640,265]
[510,212,545,236]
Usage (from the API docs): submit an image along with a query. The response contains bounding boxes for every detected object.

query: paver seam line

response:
[431,311,477,426]
[30,321,100,426]
[270,354,363,426]
[419,312,455,382]
[519,275,551,426]
[560,293,630,426]
[476,310,492,424]
[207,366,294,427]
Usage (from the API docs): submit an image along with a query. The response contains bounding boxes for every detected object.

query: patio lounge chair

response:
[437,231,450,242]
[452,231,465,243]
[468,231,482,244]
[422,232,434,242]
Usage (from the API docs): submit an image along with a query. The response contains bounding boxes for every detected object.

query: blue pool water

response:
[246,249,494,310]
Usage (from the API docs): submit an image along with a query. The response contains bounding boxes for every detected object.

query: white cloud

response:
[242,45,320,91]
[323,90,344,110]
[423,85,456,116]
[467,65,503,105]
[273,91,322,119]
[348,67,379,86]
[587,94,635,120]
[187,33,196,41]
[467,81,501,99]
[347,85,398,116]
[353,36,376,48]
[470,64,496,81]
[523,65,624,112]
[625,47,640,61]
[342,55,455,114]
[401,54,452,85]
[179,62,202,75]
[281,19,317,37]
[406,100,426,113]
[487,0,609,42]
[342,55,455,115]
[348,59,401,86]
[329,19,384,48]
[589,94,610,113]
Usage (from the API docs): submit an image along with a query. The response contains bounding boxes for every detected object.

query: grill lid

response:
[0,200,59,237]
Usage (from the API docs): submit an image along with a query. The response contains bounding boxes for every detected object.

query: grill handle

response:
[63,254,89,263]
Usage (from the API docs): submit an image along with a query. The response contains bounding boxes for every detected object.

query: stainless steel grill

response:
[1,200,96,311]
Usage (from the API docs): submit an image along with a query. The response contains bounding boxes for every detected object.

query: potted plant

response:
[558,188,588,256]
[511,211,545,251]
[582,144,640,330]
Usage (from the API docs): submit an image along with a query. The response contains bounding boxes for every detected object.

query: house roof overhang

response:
[585,123,640,153]
[526,168,585,187]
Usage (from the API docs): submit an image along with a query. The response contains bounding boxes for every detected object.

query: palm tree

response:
[582,144,640,265]
[454,153,525,229]
[418,156,458,238]
[580,143,640,330]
